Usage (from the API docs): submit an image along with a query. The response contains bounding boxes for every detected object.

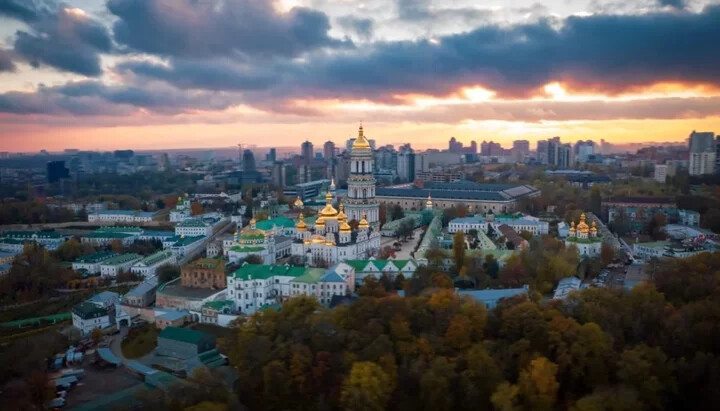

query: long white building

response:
[448,213,549,236]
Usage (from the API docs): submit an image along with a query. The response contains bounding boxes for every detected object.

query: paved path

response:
[108,326,129,364]
[380,228,423,259]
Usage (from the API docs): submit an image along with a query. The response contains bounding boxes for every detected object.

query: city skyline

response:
[1,0,719,151]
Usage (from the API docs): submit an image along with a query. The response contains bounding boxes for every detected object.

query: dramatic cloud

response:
[0,0,113,76]
[108,0,350,59]
[337,16,374,40]
[0,80,234,115]
[0,48,16,71]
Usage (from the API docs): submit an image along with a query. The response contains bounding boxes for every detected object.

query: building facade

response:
[344,125,380,224]
[181,258,226,289]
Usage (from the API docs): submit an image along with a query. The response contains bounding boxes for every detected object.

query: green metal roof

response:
[186,258,224,270]
[158,326,211,345]
[95,226,144,234]
[255,216,296,230]
[291,268,326,283]
[102,253,142,265]
[177,219,209,227]
[72,302,108,319]
[202,300,234,310]
[344,259,412,272]
[3,230,62,239]
[138,250,174,266]
[229,246,265,253]
[74,251,117,264]
[83,232,135,239]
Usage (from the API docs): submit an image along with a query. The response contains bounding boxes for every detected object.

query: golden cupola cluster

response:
[320,191,339,218]
[577,213,589,234]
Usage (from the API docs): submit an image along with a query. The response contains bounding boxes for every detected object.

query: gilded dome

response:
[577,213,589,234]
[293,197,304,208]
[569,221,576,234]
[337,203,347,223]
[358,212,369,229]
[590,221,597,233]
[316,216,326,227]
[320,192,338,217]
[340,220,352,232]
[296,213,307,231]
[426,194,433,207]
[352,124,371,150]
[311,234,326,244]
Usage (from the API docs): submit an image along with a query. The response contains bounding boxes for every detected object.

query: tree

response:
[110,239,124,253]
[601,242,616,266]
[590,186,602,217]
[702,208,720,233]
[157,264,180,284]
[390,204,405,221]
[54,238,85,261]
[340,362,391,411]
[518,357,560,411]
[91,328,102,345]
[191,202,204,215]
[244,254,264,264]
[453,231,466,270]
[647,213,667,240]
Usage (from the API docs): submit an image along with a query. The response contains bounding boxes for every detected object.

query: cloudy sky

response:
[0,0,719,151]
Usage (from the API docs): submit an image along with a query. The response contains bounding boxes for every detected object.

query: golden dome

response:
[177,196,182,202]
[576,213,589,233]
[296,213,307,231]
[352,123,371,150]
[324,239,335,246]
[358,212,369,229]
[337,203,347,222]
[320,191,339,217]
[294,197,304,208]
[316,216,326,227]
[340,220,352,232]
[303,239,311,246]
[569,221,576,233]
[311,234,326,244]
[590,221,597,233]
[426,194,433,207]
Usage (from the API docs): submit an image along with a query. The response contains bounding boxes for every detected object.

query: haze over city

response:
[1,0,720,151]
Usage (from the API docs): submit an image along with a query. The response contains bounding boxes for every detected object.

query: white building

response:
[175,219,214,237]
[226,219,276,265]
[170,195,192,222]
[99,253,143,277]
[448,213,549,236]
[72,252,118,275]
[344,258,419,284]
[227,262,355,314]
[162,235,206,259]
[654,164,668,183]
[72,302,111,335]
[0,231,65,251]
[131,250,176,278]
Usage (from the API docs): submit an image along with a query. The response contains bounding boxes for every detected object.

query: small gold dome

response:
[303,239,311,245]
[426,194,433,207]
[337,204,347,223]
[311,234,325,244]
[296,213,307,231]
[316,216,325,227]
[590,221,597,233]
[177,196,182,202]
[340,220,352,232]
[320,191,338,217]
[358,212,369,229]
[352,124,371,150]
[294,197,304,208]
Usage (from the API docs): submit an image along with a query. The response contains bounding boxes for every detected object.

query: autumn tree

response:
[453,231,466,270]
[600,242,616,266]
[340,362,391,411]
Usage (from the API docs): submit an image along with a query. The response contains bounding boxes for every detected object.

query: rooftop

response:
[95,226,144,233]
[83,232,136,239]
[166,235,206,246]
[231,263,308,281]
[101,253,142,265]
[156,310,190,321]
[72,302,108,319]
[345,259,414,272]
[457,287,528,303]
[255,216,296,230]
[157,278,223,299]
[158,326,212,345]
[2,230,62,239]
[74,251,117,264]
[177,219,210,227]
[93,210,137,215]
[137,250,174,266]
[125,277,159,297]
[605,196,675,205]
[185,258,224,271]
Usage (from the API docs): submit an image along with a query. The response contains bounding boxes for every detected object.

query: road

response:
[380,228,424,259]
[177,218,233,265]
[108,326,129,364]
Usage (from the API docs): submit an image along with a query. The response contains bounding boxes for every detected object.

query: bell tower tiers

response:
[345,124,379,225]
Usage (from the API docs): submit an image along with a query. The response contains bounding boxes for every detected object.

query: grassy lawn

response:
[121,324,158,359]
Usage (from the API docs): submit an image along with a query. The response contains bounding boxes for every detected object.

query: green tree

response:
[390,204,405,221]
[453,231,466,270]
[340,362,391,411]
[156,264,180,284]
[518,357,560,411]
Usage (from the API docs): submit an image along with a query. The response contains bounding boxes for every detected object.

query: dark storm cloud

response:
[0,81,234,115]
[0,0,113,76]
[0,48,16,71]
[287,4,720,100]
[117,59,276,91]
[107,0,350,59]
[337,16,374,40]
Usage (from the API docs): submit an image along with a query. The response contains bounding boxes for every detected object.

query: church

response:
[565,213,602,257]
[291,125,382,266]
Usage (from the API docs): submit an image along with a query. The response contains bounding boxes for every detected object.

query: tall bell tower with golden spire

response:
[345,123,379,225]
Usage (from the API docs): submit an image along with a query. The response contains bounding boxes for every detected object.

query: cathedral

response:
[565,212,602,257]
[291,125,382,265]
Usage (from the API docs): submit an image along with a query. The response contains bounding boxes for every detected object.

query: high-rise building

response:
[266,148,277,162]
[449,137,463,153]
[397,144,415,182]
[242,149,257,173]
[574,140,595,163]
[272,161,286,187]
[688,131,716,175]
[547,137,562,167]
[557,144,573,169]
[47,160,70,183]
[301,141,314,164]
[345,124,379,224]
[536,140,548,163]
[468,141,478,154]
[323,141,336,160]
[512,140,530,161]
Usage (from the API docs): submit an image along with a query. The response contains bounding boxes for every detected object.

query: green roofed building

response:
[131,250,176,278]
[99,253,143,277]
[72,251,117,274]
[255,216,296,235]
[71,302,110,335]
[157,326,216,359]
[228,262,355,314]
[0,230,64,251]
[344,258,419,283]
